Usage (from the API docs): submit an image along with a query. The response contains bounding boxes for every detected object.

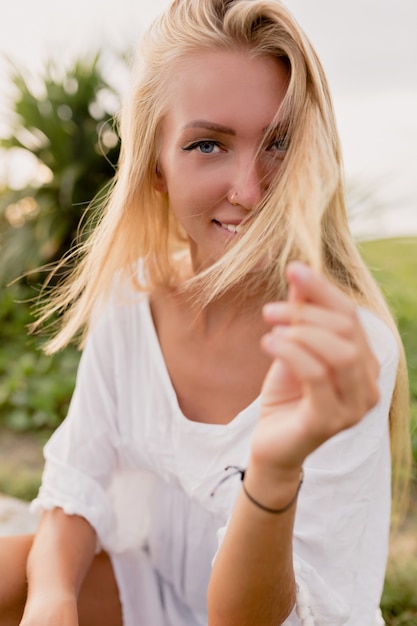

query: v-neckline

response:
[141,295,261,430]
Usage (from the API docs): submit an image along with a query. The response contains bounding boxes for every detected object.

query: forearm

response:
[26,508,96,604]
[207,463,299,626]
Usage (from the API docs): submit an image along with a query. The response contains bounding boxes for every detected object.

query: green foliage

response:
[0,51,120,432]
[382,571,417,625]
[0,282,80,432]
[0,53,121,286]
[381,514,417,626]
[359,237,417,463]
[0,471,41,502]
[0,341,79,432]
[360,237,417,625]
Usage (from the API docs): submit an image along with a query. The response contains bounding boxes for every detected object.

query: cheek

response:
[169,176,221,214]
[162,155,230,213]
[194,169,230,204]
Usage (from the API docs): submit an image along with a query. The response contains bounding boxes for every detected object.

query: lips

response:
[213,219,242,234]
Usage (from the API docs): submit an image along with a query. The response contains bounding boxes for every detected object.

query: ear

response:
[153,164,167,193]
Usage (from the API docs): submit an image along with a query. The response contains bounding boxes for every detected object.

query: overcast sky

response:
[1,0,416,238]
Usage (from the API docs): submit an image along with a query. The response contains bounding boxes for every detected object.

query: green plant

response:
[360,238,417,625]
[0,341,80,432]
[0,52,121,287]
[382,574,417,625]
[0,282,80,431]
[0,51,123,432]
[381,504,417,625]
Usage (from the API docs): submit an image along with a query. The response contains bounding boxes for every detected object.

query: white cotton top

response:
[31,291,398,626]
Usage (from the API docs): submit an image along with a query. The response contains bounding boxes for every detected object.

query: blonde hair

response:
[34,0,410,511]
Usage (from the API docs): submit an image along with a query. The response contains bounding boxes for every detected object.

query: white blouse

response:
[31,291,398,626]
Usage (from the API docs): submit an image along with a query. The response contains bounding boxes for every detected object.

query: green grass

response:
[359,237,417,625]
[359,238,417,470]
[382,502,417,626]
[0,464,42,501]
[359,237,417,400]
[382,563,417,626]
[359,237,417,459]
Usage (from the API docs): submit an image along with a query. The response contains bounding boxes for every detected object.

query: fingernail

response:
[272,325,289,336]
[264,326,289,342]
[262,327,288,350]
[263,302,284,316]
[288,261,310,282]
[261,332,276,349]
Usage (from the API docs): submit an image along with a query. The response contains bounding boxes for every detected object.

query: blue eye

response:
[182,140,220,154]
[198,141,216,153]
[269,137,288,152]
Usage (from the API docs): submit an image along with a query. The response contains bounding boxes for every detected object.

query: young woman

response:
[0,0,410,625]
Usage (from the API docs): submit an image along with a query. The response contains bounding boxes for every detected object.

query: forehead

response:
[162,49,289,134]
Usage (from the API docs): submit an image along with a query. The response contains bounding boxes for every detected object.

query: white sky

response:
[1,0,416,238]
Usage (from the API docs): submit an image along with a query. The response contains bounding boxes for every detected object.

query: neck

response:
[181,282,268,337]
[169,249,276,335]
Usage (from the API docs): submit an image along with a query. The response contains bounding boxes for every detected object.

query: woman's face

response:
[156,49,289,272]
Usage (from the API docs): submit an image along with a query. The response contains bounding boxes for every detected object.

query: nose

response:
[228,155,267,210]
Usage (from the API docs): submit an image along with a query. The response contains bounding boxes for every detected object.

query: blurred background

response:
[0,1,416,623]
[1,0,416,237]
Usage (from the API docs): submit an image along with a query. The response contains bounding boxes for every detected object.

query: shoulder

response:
[89,274,151,338]
[78,280,155,378]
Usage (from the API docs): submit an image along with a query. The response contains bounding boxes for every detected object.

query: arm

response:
[208,262,381,625]
[22,299,123,625]
[208,466,299,625]
[21,508,96,625]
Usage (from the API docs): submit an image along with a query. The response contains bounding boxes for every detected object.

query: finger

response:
[261,333,376,437]
[286,261,357,316]
[262,324,380,414]
[263,302,357,338]
[281,325,358,367]
[261,333,345,434]
[283,262,379,375]
[289,325,379,408]
[305,377,366,441]
[263,301,380,380]
[262,331,330,383]
[287,279,301,305]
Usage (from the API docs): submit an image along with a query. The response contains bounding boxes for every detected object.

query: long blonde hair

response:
[34,0,410,510]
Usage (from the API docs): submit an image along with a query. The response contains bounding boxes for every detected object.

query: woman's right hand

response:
[20,591,79,626]
[20,508,97,626]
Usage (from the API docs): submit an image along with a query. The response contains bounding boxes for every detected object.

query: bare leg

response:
[78,550,123,626]
[0,535,122,626]
[0,535,32,625]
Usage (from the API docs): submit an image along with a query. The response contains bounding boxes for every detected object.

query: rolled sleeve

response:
[30,304,121,550]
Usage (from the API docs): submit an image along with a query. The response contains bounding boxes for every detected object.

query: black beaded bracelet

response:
[241,467,304,514]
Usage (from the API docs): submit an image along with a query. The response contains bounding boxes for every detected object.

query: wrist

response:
[243,461,303,514]
[26,579,78,608]
[22,588,78,623]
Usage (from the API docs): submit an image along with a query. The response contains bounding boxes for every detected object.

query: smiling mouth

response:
[214,220,242,234]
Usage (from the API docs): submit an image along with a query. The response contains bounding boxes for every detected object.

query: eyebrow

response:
[182,119,290,137]
[182,120,236,135]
